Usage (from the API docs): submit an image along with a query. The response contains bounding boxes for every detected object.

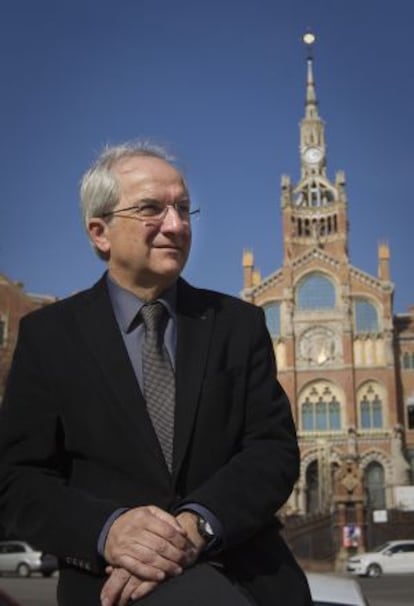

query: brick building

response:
[0,273,57,401]
[241,42,414,521]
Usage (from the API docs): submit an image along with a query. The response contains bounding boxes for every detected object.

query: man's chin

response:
[157,251,188,270]
[153,260,187,283]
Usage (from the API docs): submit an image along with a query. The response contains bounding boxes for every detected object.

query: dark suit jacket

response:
[0,275,310,605]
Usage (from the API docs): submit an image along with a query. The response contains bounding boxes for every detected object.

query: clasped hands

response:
[101,506,205,606]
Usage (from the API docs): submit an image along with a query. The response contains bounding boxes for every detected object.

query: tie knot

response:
[140,302,166,333]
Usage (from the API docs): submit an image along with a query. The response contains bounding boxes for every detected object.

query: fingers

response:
[100,567,129,606]
[115,551,178,582]
[129,579,157,602]
[146,505,186,532]
[104,506,196,581]
[101,568,157,606]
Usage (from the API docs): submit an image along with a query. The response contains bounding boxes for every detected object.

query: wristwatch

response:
[196,515,216,549]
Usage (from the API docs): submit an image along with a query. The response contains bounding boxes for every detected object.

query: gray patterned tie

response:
[141,302,175,472]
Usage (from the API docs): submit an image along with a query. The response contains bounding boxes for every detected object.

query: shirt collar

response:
[106,273,177,333]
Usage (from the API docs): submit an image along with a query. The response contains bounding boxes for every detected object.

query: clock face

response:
[298,327,338,366]
[304,146,323,164]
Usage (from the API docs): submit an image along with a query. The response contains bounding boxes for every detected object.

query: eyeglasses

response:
[101,200,200,224]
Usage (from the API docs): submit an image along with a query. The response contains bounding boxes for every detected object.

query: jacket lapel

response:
[173,279,215,478]
[74,275,167,469]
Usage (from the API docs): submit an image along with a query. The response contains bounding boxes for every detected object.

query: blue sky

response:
[0,0,412,313]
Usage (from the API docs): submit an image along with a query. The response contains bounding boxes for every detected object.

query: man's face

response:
[89,155,192,294]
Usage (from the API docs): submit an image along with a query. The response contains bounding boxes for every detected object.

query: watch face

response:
[197,516,214,539]
[304,147,323,164]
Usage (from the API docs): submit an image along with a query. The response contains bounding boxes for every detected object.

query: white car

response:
[306,572,369,606]
[347,540,414,577]
[0,540,57,577]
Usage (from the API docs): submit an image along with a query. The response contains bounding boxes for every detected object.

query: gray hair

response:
[80,141,177,230]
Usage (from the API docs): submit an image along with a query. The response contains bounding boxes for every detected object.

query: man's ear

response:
[87,218,111,256]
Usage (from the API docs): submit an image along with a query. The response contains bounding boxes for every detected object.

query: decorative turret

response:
[378,241,391,282]
[242,249,255,289]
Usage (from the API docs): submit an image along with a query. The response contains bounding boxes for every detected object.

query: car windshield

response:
[373,542,391,552]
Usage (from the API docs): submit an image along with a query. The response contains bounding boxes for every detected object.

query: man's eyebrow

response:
[128,197,162,206]
[136,196,191,204]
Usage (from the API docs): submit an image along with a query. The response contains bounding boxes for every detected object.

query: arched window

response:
[407,448,414,484]
[365,462,386,510]
[302,398,313,431]
[402,352,414,369]
[361,396,382,429]
[407,396,414,430]
[359,383,383,429]
[297,273,336,310]
[300,384,341,431]
[0,317,6,347]
[263,302,281,338]
[306,461,320,514]
[354,298,379,334]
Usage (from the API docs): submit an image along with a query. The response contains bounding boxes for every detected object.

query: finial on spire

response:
[303,31,316,60]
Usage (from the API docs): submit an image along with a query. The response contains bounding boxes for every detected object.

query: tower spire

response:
[299,32,326,173]
[306,53,318,117]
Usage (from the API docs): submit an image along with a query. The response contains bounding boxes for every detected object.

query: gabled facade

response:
[241,44,413,518]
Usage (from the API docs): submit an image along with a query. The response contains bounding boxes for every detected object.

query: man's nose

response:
[160,205,187,231]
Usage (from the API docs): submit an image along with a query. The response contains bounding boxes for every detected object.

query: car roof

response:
[306,573,366,606]
[368,540,414,551]
[385,540,413,545]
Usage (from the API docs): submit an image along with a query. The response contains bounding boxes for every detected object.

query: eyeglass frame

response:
[101,200,200,224]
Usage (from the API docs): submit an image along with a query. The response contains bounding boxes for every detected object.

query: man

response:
[0,143,312,606]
